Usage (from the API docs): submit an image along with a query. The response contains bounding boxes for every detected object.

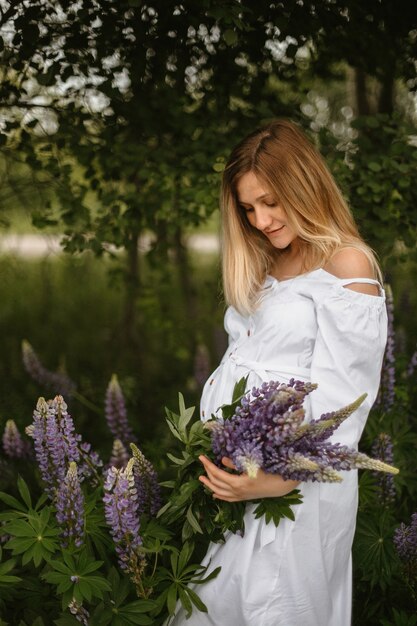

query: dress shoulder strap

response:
[338,277,384,295]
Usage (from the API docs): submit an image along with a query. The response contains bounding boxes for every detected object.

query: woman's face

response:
[236,171,298,250]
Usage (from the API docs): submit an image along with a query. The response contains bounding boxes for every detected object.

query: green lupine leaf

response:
[48,560,72,575]
[78,579,93,601]
[165,418,183,442]
[0,560,16,576]
[178,586,192,617]
[43,571,69,585]
[0,574,22,584]
[177,541,194,575]
[79,560,104,576]
[191,566,221,584]
[119,599,158,615]
[166,452,184,465]
[2,519,34,537]
[159,480,175,488]
[4,536,35,554]
[0,492,27,512]
[167,583,178,615]
[22,544,38,566]
[17,477,32,510]
[232,376,249,403]
[253,491,303,526]
[185,587,208,613]
[220,376,249,420]
[186,506,203,534]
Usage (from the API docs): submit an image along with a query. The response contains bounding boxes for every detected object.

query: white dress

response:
[170,268,388,626]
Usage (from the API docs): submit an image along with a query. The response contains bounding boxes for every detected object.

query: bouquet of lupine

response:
[208,378,398,483]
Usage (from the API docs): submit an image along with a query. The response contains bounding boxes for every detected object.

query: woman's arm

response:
[199,455,300,502]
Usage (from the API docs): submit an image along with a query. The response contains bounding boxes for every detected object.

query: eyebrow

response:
[238,192,273,205]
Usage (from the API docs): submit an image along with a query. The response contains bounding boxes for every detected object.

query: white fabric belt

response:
[226,352,311,383]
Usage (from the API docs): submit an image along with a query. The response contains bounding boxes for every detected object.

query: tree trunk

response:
[378,74,395,114]
[171,176,198,355]
[354,67,371,116]
[123,225,140,349]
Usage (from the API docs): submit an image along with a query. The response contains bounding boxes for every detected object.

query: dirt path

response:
[0,233,220,258]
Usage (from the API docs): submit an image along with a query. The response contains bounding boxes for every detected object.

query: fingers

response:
[199,475,233,499]
[199,455,237,480]
[198,455,240,500]
[221,457,237,470]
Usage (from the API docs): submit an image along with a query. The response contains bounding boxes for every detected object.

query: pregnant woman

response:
[171,119,388,626]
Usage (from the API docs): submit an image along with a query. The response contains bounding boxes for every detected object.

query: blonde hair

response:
[221,119,381,314]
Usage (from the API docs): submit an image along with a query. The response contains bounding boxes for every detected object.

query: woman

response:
[171,119,388,625]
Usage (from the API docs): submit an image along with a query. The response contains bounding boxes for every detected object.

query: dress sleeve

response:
[309,281,388,449]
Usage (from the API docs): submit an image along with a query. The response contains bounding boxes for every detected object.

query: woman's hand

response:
[198,455,300,502]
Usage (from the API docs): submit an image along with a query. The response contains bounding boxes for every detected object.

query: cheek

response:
[242,212,256,228]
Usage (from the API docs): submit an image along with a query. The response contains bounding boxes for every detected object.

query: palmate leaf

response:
[353,510,398,589]
[252,490,303,526]
[3,508,60,567]
[89,568,157,626]
[43,551,111,610]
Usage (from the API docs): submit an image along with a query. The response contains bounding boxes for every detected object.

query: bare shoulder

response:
[323,247,381,296]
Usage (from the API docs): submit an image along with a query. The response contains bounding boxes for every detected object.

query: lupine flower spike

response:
[375,285,395,411]
[194,344,211,389]
[208,380,399,482]
[68,598,90,625]
[371,433,396,505]
[394,512,417,563]
[105,374,136,445]
[108,438,130,470]
[130,443,162,517]
[56,462,85,548]
[103,458,147,595]
[28,395,102,497]
[2,419,31,459]
[407,344,417,378]
[22,340,76,396]
[394,512,417,600]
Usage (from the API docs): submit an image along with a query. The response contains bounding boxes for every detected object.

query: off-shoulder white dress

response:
[171,268,388,626]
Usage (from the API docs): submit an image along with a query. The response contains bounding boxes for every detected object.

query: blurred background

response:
[0,2,417,621]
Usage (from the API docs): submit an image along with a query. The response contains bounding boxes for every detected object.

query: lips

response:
[265,225,285,235]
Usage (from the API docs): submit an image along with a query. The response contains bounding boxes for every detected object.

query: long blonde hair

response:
[221,119,381,315]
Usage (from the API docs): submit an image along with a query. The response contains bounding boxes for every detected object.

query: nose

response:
[252,207,274,231]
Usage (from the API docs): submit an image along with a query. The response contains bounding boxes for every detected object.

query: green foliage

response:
[322,114,417,262]
[0,480,59,567]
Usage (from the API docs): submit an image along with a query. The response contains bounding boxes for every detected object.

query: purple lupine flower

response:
[394,513,417,563]
[208,380,399,484]
[2,420,32,459]
[407,344,417,378]
[104,374,136,446]
[108,439,130,470]
[375,285,395,411]
[130,443,162,517]
[29,395,102,497]
[194,344,211,388]
[78,440,103,483]
[103,459,146,590]
[31,397,72,497]
[22,340,76,397]
[68,598,90,625]
[371,433,396,505]
[56,462,85,548]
